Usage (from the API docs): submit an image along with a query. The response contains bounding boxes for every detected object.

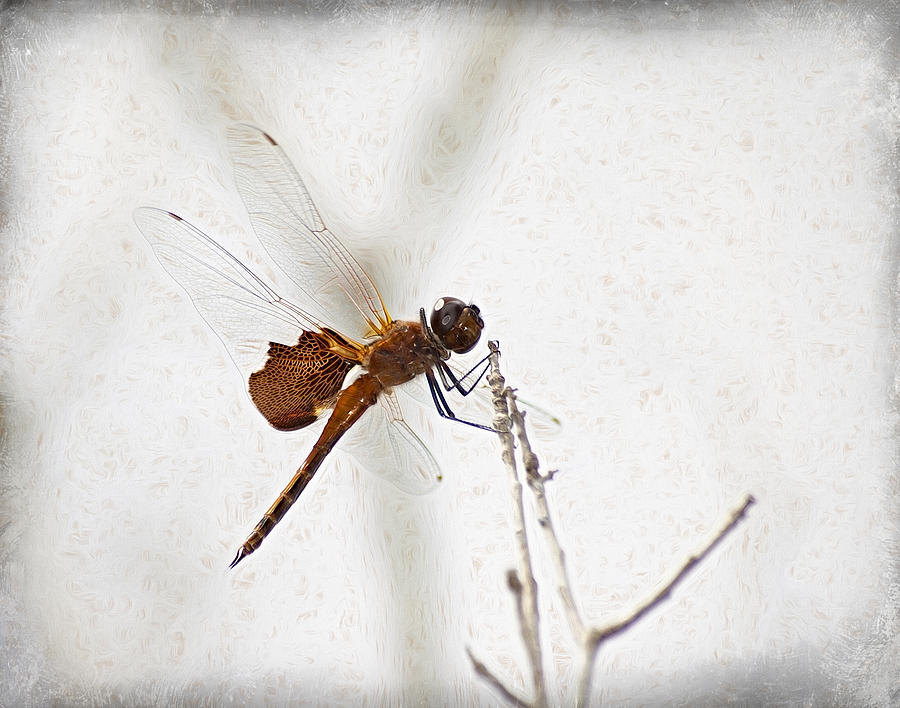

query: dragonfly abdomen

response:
[229,374,383,568]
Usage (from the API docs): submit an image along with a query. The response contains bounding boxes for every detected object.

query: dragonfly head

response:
[430,297,484,354]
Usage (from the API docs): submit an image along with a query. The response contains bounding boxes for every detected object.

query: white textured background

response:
[1,2,898,706]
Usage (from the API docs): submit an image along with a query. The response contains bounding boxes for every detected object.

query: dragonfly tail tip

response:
[228,547,247,570]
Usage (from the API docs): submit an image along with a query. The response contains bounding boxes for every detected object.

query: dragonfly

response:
[134,124,496,569]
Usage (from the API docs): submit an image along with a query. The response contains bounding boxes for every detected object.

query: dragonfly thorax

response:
[363,320,439,389]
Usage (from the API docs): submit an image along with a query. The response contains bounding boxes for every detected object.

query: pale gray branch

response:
[506,390,586,643]
[472,341,755,708]
[486,341,546,708]
[467,646,531,707]
[577,493,756,705]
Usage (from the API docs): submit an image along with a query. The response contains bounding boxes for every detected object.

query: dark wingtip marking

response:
[166,211,184,222]
[262,131,277,146]
[228,547,247,569]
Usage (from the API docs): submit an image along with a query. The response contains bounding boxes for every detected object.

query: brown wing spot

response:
[249,331,355,431]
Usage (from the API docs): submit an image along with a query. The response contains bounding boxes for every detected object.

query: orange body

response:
[135,126,488,570]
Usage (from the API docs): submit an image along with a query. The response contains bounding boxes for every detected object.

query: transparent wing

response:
[342,391,442,495]
[134,207,363,385]
[227,124,392,339]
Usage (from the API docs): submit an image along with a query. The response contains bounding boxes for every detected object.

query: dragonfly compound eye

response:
[430,297,485,354]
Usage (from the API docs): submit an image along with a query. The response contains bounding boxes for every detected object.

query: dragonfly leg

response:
[436,353,492,396]
[426,369,498,432]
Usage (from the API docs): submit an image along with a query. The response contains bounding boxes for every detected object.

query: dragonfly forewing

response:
[134,207,348,383]
[227,124,392,340]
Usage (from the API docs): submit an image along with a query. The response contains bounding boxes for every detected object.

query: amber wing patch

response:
[249,331,356,431]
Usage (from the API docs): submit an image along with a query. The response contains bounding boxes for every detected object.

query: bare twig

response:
[467,647,529,707]
[576,493,756,706]
[507,391,586,642]
[471,342,755,708]
[483,341,546,708]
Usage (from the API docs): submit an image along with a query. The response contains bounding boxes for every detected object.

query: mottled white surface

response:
[1,2,897,706]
